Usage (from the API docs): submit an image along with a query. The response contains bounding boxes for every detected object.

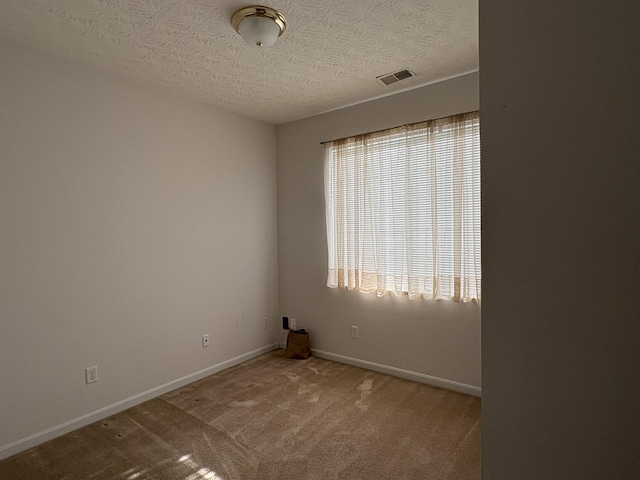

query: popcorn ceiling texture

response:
[0,0,478,124]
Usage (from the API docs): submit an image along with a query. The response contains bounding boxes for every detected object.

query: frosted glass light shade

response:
[231,6,287,48]
[238,16,281,47]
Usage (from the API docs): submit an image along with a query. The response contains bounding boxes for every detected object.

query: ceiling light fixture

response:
[231,6,287,47]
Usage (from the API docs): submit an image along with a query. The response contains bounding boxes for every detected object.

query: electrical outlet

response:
[263,317,268,329]
[85,366,98,384]
[202,334,210,348]
[351,326,359,339]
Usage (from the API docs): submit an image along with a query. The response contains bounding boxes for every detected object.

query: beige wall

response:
[480,2,640,479]
[276,73,481,393]
[0,39,279,456]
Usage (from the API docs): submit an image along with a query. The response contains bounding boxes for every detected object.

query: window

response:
[323,111,480,303]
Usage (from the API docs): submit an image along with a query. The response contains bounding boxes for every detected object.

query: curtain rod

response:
[319,110,479,145]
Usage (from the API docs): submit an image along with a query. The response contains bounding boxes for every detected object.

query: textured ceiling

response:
[0,0,478,125]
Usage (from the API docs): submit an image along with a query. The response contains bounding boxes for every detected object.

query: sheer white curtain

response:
[324,111,481,303]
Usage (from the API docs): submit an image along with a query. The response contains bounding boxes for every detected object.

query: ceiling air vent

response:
[377,68,416,86]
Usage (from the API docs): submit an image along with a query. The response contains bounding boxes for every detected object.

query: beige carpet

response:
[0,350,481,479]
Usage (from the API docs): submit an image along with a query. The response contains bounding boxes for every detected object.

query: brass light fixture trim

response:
[231,6,287,47]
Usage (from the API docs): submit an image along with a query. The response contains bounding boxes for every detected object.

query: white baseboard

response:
[308,348,482,398]
[0,343,279,461]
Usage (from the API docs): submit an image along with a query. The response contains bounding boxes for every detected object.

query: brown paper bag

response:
[286,331,310,359]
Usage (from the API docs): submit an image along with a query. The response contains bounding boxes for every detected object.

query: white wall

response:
[276,73,481,393]
[480,2,640,479]
[0,39,279,457]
